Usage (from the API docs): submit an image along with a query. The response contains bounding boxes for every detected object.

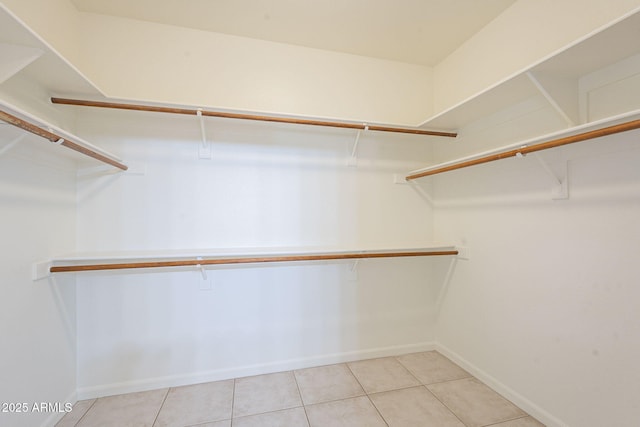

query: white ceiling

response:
[70,0,516,66]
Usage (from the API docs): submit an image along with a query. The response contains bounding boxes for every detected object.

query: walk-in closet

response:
[2,1,640,426]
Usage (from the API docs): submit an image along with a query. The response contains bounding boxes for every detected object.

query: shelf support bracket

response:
[196,257,207,280]
[393,174,435,205]
[347,125,367,167]
[197,109,211,159]
[533,154,569,200]
[526,71,576,128]
[517,150,569,200]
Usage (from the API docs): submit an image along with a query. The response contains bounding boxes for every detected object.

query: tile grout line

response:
[366,356,424,426]
[422,384,470,427]
[482,414,535,427]
[344,361,390,426]
[291,370,312,427]
[230,378,236,426]
[425,376,536,427]
[393,355,472,427]
[231,371,306,422]
[420,374,474,386]
[70,398,97,427]
[345,361,368,395]
[392,355,422,385]
[365,394,390,427]
[150,388,170,427]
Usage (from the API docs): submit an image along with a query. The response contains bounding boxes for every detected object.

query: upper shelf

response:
[0,5,102,97]
[420,9,640,131]
[49,97,458,138]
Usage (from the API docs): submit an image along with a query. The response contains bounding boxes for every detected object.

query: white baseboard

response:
[77,341,436,400]
[434,343,568,427]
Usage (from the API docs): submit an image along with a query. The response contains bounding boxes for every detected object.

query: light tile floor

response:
[56,351,545,427]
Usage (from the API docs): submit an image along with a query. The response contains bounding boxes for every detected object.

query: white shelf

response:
[420,9,640,131]
[33,245,460,280]
[408,108,640,179]
[0,5,101,96]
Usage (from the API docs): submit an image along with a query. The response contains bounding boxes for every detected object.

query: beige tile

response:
[428,378,526,427]
[305,396,386,427]
[76,388,168,427]
[186,421,231,427]
[233,407,309,427]
[397,351,471,384]
[370,386,465,427]
[488,416,546,427]
[55,399,96,427]
[347,357,420,393]
[215,423,233,427]
[294,364,364,405]
[154,380,233,426]
[233,371,302,418]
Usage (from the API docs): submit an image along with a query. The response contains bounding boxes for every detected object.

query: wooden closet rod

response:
[0,109,128,171]
[50,97,457,138]
[49,249,459,273]
[406,119,640,180]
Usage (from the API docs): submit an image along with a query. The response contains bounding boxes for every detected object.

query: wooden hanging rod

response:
[0,108,128,171]
[406,118,640,180]
[50,97,457,138]
[49,249,459,273]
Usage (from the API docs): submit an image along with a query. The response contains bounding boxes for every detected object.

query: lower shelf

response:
[33,246,459,280]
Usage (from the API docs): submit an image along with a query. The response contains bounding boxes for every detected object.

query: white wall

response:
[430,63,640,425]
[0,0,82,66]
[75,12,433,126]
[0,135,77,427]
[433,136,640,427]
[72,108,445,397]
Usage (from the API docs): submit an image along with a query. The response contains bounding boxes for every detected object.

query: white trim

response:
[76,341,435,399]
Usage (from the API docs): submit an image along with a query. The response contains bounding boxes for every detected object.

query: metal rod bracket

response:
[532,154,569,200]
[196,256,207,280]
[197,109,211,159]
[347,124,368,167]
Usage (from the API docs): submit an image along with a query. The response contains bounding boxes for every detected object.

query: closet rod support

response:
[347,125,367,166]
[531,154,568,199]
[196,257,207,279]
[196,109,211,159]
